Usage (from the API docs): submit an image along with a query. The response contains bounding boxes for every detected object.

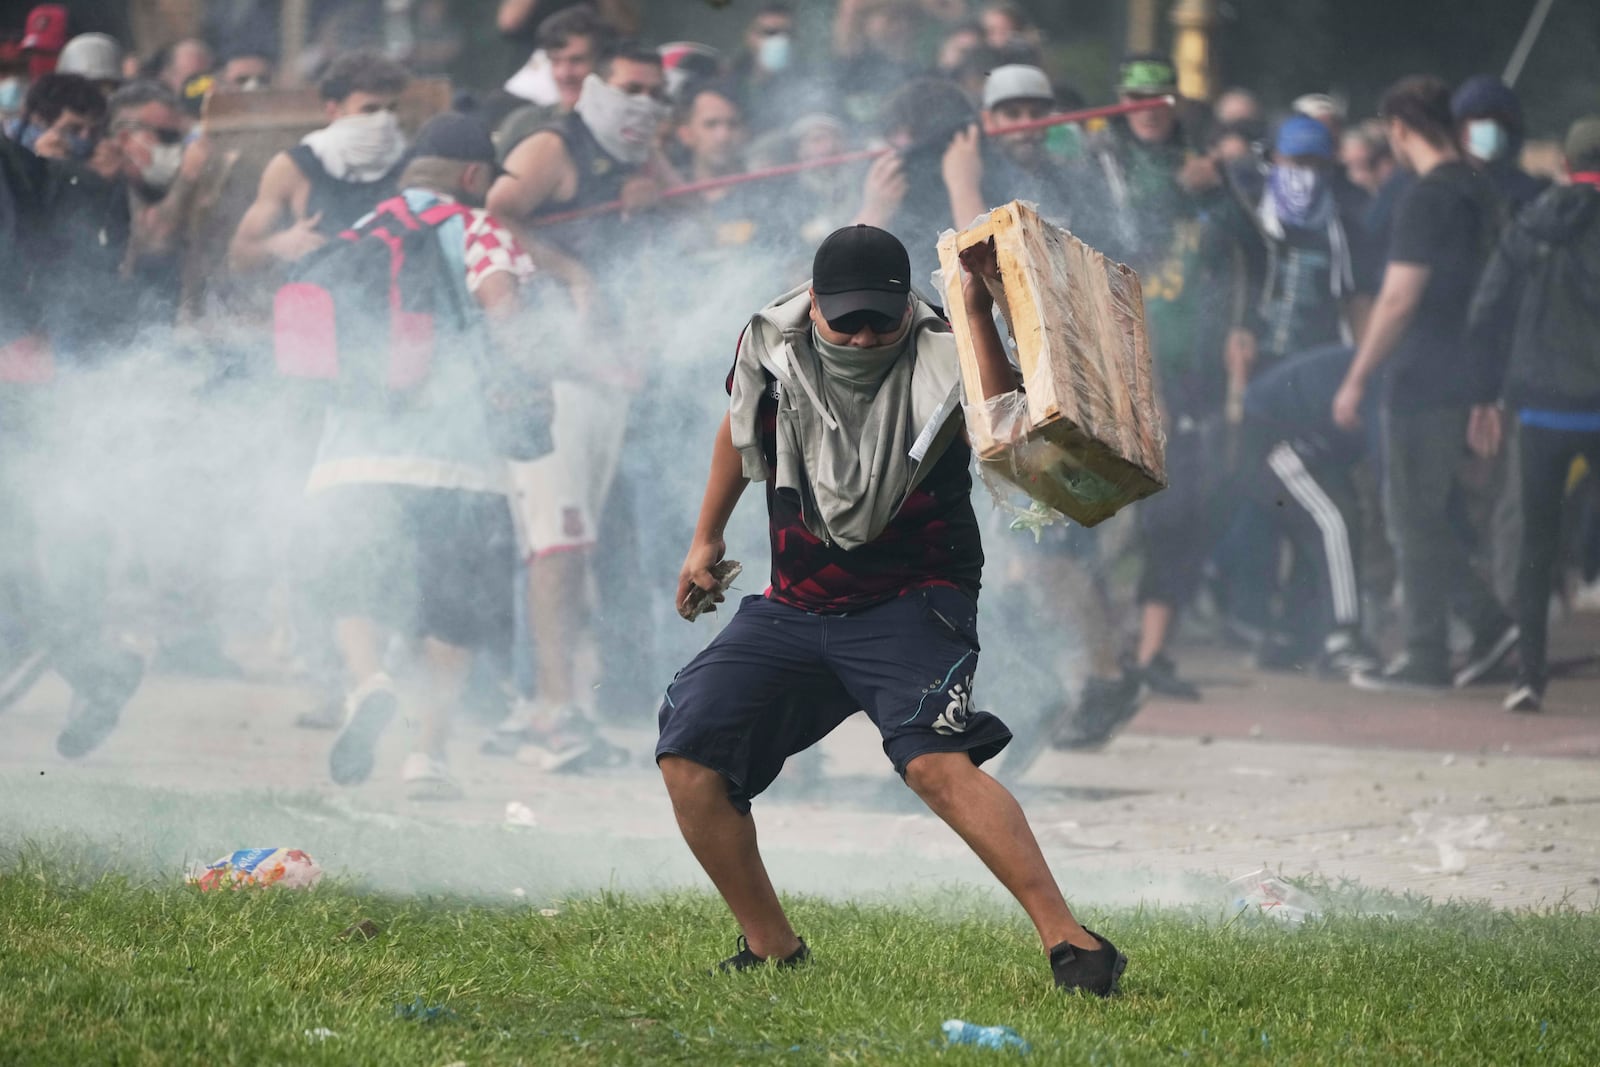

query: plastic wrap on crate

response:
[189,848,324,891]
[936,201,1166,527]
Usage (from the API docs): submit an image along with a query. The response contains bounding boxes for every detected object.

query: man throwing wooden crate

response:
[655,222,1141,994]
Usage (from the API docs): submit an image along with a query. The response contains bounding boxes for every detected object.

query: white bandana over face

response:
[301,109,407,182]
[573,72,669,166]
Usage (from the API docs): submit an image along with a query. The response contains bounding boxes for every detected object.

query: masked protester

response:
[486,39,675,771]
[228,51,410,274]
[308,114,538,801]
[1331,75,1517,694]
[1451,74,1548,215]
[656,224,1128,995]
[1465,117,1600,714]
[5,72,105,163]
[729,3,821,136]
[1085,55,1259,702]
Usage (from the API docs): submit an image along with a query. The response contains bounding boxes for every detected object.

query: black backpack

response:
[273,196,552,459]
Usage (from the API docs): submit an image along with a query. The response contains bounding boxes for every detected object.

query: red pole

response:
[532,95,1175,227]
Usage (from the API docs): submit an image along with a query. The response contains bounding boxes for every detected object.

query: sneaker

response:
[1351,654,1449,694]
[1453,623,1520,689]
[1053,673,1145,751]
[400,752,464,801]
[329,673,398,786]
[714,935,809,974]
[294,695,345,730]
[1318,630,1383,679]
[1049,928,1128,997]
[55,648,144,759]
[1503,682,1542,714]
[480,700,563,758]
[1136,653,1201,702]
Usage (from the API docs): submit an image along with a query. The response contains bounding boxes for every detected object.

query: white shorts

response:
[509,380,629,558]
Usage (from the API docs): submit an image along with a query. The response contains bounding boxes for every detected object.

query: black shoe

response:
[1255,635,1315,674]
[1454,623,1520,688]
[1504,681,1542,713]
[714,935,809,974]
[329,676,398,786]
[1050,929,1128,997]
[1053,673,1145,751]
[1318,630,1382,679]
[55,648,144,759]
[1137,653,1201,701]
[1351,654,1450,694]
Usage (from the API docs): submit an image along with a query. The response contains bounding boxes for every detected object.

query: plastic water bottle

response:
[942,1019,1031,1052]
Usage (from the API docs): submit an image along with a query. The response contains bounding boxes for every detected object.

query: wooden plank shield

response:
[936,200,1166,527]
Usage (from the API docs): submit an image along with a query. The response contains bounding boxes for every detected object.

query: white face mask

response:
[574,73,669,166]
[758,33,792,73]
[301,108,408,182]
[1466,119,1509,163]
[140,140,182,191]
[0,77,25,115]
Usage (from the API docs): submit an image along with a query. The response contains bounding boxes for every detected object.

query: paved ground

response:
[3,619,1598,914]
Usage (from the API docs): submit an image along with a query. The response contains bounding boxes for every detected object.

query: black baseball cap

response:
[411,112,508,177]
[811,224,912,324]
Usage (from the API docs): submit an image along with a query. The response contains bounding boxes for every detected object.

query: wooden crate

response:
[936,200,1166,526]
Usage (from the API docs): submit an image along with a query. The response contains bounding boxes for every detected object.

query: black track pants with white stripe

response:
[1250,443,1363,641]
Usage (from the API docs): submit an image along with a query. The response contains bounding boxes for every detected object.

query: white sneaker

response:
[400,752,463,801]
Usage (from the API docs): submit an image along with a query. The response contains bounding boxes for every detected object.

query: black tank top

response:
[287,144,400,237]
[529,112,635,269]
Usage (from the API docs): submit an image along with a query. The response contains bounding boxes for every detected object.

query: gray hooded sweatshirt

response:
[728,285,965,551]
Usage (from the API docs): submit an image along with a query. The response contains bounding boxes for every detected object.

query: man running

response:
[655,224,1127,995]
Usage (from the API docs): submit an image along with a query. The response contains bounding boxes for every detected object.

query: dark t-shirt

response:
[728,364,985,614]
[1386,160,1500,407]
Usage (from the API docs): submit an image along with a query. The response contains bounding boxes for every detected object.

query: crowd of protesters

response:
[3,0,1599,796]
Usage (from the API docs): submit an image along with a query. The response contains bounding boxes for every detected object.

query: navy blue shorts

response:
[655,585,1011,812]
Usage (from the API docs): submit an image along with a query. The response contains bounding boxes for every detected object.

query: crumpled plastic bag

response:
[189,848,324,892]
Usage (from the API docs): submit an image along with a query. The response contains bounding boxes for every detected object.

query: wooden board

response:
[937,201,1166,526]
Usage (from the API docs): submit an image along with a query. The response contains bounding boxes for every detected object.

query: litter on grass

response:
[1226,869,1322,925]
[188,848,323,891]
[303,1028,338,1042]
[504,801,538,828]
[943,1019,1030,1051]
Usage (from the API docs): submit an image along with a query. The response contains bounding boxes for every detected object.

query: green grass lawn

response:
[2,851,1597,1066]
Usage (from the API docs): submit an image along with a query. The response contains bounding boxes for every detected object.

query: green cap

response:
[1565,116,1600,170]
[1118,56,1177,96]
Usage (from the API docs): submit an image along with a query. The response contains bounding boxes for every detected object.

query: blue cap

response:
[1451,75,1522,124]
[1275,114,1335,160]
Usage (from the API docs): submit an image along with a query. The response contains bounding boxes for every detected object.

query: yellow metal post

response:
[1170,0,1218,101]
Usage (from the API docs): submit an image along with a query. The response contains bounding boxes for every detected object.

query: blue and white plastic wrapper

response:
[188,848,324,891]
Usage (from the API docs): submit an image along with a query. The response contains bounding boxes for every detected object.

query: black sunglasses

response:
[826,309,902,336]
[119,120,184,145]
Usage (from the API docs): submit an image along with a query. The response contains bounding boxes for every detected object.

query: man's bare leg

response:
[659,755,802,959]
[904,751,1099,952]
[527,552,586,710]
[1136,601,1173,667]
[417,638,471,759]
[334,617,386,687]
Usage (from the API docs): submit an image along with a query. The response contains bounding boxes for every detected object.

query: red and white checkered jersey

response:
[462,209,536,294]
